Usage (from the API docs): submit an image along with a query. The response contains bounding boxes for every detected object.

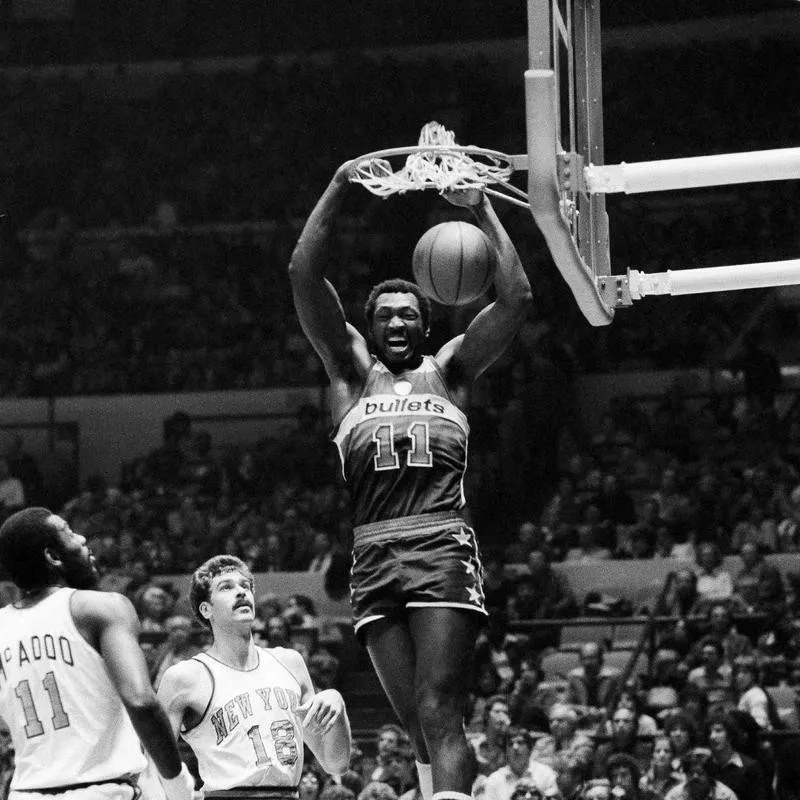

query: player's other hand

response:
[297,689,345,735]
[443,188,484,207]
[161,763,196,800]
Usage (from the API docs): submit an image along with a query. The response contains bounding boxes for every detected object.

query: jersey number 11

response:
[14,672,71,738]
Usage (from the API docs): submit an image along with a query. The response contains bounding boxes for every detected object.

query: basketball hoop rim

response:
[348,144,516,173]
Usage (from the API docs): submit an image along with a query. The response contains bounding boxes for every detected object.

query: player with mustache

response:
[157,555,352,798]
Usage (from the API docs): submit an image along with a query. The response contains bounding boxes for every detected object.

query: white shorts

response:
[10,779,141,800]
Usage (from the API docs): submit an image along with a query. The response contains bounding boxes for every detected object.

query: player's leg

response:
[364,618,429,764]
[408,606,482,798]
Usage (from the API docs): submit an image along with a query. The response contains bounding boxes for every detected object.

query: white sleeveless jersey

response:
[182,647,305,792]
[0,587,147,790]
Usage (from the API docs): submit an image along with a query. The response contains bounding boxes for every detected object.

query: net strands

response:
[349,122,529,208]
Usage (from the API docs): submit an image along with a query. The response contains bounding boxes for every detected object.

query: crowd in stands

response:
[0,37,798,397]
[1,17,800,800]
[3,370,800,799]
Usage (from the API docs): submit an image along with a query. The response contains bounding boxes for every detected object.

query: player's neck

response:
[13,583,63,609]
[381,353,424,374]
[208,627,258,670]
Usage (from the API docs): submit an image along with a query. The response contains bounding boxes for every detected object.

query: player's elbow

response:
[121,686,161,714]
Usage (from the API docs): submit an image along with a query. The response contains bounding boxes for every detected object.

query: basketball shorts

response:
[10,777,141,800]
[350,510,488,636]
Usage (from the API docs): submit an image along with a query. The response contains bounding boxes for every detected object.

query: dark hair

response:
[615,687,644,718]
[506,726,533,749]
[605,753,642,786]
[364,279,431,332]
[483,694,509,725]
[697,542,722,568]
[320,787,357,800]
[510,784,542,800]
[340,771,365,798]
[0,507,60,591]
[681,748,713,775]
[698,635,724,658]
[663,711,698,743]
[678,684,709,719]
[290,594,317,615]
[704,711,738,743]
[189,555,253,629]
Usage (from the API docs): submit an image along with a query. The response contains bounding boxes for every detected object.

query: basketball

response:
[412,221,496,306]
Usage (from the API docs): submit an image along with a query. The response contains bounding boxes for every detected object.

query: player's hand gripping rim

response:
[443,188,484,207]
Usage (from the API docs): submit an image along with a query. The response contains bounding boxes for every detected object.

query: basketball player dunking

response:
[289,164,532,800]
[0,507,195,800]
[157,556,352,798]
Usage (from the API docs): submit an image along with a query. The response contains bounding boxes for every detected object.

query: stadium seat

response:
[612,623,648,650]
[603,648,649,679]
[540,650,581,681]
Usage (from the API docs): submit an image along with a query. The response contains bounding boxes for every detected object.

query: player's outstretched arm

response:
[288,162,366,379]
[437,190,532,384]
[73,591,194,800]
[277,649,352,775]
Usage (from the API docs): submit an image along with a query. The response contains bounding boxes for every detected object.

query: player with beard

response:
[289,167,532,800]
[0,507,194,800]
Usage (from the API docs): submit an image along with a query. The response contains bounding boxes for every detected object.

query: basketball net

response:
[349,122,517,197]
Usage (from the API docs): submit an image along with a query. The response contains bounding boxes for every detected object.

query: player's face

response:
[207,569,255,629]
[48,514,99,590]
[371,292,427,366]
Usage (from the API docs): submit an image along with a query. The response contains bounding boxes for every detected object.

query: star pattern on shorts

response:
[461,559,476,576]
[467,586,482,605]
[452,529,471,547]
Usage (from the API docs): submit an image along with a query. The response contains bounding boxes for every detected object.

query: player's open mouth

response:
[234,601,252,611]
[386,338,407,351]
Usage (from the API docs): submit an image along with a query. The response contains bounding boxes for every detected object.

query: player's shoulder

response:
[261,646,311,689]
[70,588,137,624]
[433,336,464,370]
[160,655,212,696]
[261,645,306,669]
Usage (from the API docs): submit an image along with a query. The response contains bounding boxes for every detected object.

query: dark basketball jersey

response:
[333,356,469,526]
